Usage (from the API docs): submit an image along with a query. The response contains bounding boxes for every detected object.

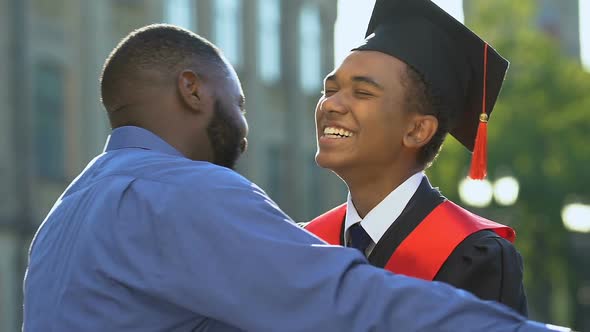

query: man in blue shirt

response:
[23,24,568,332]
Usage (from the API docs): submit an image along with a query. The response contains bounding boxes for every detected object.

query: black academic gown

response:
[366,177,528,316]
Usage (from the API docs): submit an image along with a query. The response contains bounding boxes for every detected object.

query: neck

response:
[339,164,422,218]
[109,103,211,161]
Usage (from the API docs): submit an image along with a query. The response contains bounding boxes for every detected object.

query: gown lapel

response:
[367,177,446,268]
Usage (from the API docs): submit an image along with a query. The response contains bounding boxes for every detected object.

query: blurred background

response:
[0,0,589,330]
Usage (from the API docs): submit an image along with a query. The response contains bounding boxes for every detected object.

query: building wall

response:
[0,0,341,329]
[536,0,580,60]
[0,0,18,224]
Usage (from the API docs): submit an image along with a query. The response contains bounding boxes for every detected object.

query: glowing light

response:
[458,178,493,208]
[562,203,590,233]
[493,176,520,206]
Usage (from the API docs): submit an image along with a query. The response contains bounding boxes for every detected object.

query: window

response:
[164,0,196,30]
[257,0,281,82]
[33,62,65,179]
[214,0,243,67]
[298,3,322,93]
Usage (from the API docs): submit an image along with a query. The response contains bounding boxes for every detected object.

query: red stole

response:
[305,200,515,281]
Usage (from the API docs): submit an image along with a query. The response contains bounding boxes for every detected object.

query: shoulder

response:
[455,230,519,263]
[442,201,519,257]
[437,229,523,284]
[304,203,347,233]
[436,230,510,281]
[435,229,527,314]
[115,151,259,195]
[308,203,347,224]
[108,153,272,217]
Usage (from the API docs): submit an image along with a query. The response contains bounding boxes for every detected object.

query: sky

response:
[335,0,590,71]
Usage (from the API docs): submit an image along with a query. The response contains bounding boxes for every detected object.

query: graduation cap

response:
[353,0,509,179]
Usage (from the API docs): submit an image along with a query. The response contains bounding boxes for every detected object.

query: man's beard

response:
[206,99,243,169]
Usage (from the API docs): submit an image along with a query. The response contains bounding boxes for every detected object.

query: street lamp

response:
[458,178,493,208]
[493,176,520,206]
[562,203,590,233]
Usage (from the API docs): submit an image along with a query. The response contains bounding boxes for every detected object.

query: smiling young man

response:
[305,0,528,315]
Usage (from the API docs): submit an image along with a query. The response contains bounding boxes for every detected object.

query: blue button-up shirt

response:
[23,126,559,331]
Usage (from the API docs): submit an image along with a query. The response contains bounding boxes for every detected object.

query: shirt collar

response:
[344,172,425,244]
[103,126,184,158]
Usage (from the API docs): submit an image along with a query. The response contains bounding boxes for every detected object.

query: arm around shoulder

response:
[148,170,536,331]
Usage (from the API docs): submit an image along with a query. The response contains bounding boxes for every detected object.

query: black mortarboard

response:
[353,0,509,179]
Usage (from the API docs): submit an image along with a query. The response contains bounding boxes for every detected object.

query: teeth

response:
[323,126,353,138]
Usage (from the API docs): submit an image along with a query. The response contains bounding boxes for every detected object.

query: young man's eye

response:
[322,89,337,96]
[355,90,373,97]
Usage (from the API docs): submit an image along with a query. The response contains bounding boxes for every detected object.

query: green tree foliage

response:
[427,0,590,327]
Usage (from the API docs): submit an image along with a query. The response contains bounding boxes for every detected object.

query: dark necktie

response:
[349,223,372,255]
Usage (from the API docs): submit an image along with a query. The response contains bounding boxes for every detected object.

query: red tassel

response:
[469,43,489,180]
[469,115,488,180]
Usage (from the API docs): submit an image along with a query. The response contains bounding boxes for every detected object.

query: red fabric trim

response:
[305,204,346,245]
[384,200,515,280]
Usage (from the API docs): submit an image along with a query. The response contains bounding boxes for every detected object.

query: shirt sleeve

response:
[130,167,555,332]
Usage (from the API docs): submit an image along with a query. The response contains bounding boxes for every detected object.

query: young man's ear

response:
[403,114,438,149]
[178,70,203,112]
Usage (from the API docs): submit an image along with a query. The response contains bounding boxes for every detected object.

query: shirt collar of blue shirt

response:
[103,125,184,158]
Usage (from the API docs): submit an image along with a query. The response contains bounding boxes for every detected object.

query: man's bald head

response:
[100,24,227,116]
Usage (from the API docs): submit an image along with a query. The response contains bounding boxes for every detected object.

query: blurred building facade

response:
[535,0,580,60]
[463,0,581,61]
[0,0,340,330]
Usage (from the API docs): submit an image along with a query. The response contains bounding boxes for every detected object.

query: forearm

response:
[324,263,537,332]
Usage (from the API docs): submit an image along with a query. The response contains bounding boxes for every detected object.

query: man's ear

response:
[403,114,438,149]
[177,70,203,112]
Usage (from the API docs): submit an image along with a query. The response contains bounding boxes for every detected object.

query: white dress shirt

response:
[344,172,425,256]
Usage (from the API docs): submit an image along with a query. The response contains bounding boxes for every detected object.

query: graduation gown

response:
[305,177,528,316]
